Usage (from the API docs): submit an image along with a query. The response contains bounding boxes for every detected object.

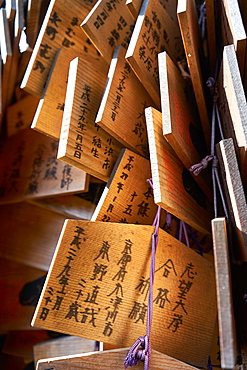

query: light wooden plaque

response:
[158,50,212,201]
[25,0,42,49]
[21,0,99,97]
[211,217,237,369]
[0,8,12,122]
[95,46,155,156]
[217,44,247,187]
[6,94,39,137]
[177,0,211,149]
[81,0,135,64]
[0,258,45,331]
[125,0,142,20]
[216,138,247,261]
[125,0,184,109]
[91,148,158,224]
[145,106,212,235]
[0,128,89,204]
[0,201,71,271]
[220,0,246,79]
[205,0,217,74]
[34,336,96,366]
[31,48,108,140]
[32,220,216,368]
[57,57,123,183]
[37,348,199,370]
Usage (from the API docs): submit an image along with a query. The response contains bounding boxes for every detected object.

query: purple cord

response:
[189,77,228,219]
[124,179,161,370]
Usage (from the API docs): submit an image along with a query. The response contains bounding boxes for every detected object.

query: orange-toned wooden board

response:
[21,0,99,97]
[0,128,89,204]
[177,0,211,150]
[92,148,158,224]
[57,57,123,182]
[96,46,155,156]
[126,0,184,108]
[145,106,212,235]
[32,220,216,368]
[158,50,212,201]
[31,48,107,139]
[81,0,135,64]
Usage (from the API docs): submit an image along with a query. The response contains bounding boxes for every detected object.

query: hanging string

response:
[124,179,161,370]
[198,1,206,41]
[189,77,228,219]
[178,220,191,249]
[187,225,204,256]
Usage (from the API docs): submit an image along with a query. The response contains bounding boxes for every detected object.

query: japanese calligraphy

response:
[33,220,216,368]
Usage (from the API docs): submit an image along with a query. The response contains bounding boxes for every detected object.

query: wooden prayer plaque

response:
[177,0,211,149]
[34,336,96,366]
[25,0,42,49]
[37,348,199,370]
[32,220,216,368]
[0,8,12,122]
[205,0,217,74]
[217,44,247,187]
[57,57,123,182]
[145,107,212,235]
[0,201,72,271]
[21,0,99,97]
[216,138,247,261]
[158,51,211,200]
[0,258,45,331]
[211,217,237,369]
[6,95,39,137]
[220,0,246,79]
[91,148,158,224]
[125,0,184,108]
[95,46,155,156]
[31,48,107,140]
[125,0,142,20]
[80,0,135,64]
[0,128,89,204]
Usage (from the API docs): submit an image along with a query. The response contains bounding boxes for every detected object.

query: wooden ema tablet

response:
[125,0,184,109]
[57,57,123,183]
[125,0,142,20]
[205,0,217,74]
[145,107,212,235]
[216,138,247,261]
[80,0,135,64]
[91,148,158,224]
[25,0,43,49]
[95,46,155,156]
[211,217,237,369]
[0,258,45,331]
[217,44,247,187]
[0,8,12,121]
[6,94,39,136]
[5,0,25,108]
[177,0,211,150]
[21,0,100,97]
[29,192,97,220]
[0,128,89,204]
[125,0,178,25]
[0,201,70,271]
[2,330,51,359]
[158,51,212,201]
[32,220,216,367]
[220,0,246,80]
[34,336,96,366]
[36,348,199,370]
[32,48,108,140]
